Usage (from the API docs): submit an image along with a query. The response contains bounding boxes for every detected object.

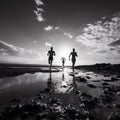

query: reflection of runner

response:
[47,72,54,92]
[47,47,56,67]
[62,72,65,81]
[69,48,78,68]
[61,57,66,68]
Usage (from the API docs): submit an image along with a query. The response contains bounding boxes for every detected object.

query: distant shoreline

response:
[0,62,120,68]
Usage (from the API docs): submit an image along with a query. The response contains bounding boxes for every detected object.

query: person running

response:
[47,47,56,67]
[61,57,66,68]
[69,48,78,68]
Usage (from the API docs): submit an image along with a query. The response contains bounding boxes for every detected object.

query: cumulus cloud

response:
[43,25,73,39]
[0,40,41,58]
[44,25,53,31]
[55,27,60,30]
[34,7,45,22]
[44,25,60,31]
[33,41,37,44]
[34,0,44,6]
[34,0,45,22]
[76,12,120,56]
[45,42,52,47]
[64,32,73,39]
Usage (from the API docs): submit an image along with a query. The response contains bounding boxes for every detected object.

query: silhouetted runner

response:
[47,47,56,67]
[69,48,78,68]
[61,57,66,68]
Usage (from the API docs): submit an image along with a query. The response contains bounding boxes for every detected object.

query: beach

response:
[0,64,120,120]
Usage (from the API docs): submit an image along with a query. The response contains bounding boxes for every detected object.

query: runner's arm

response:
[76,52,78,57]
[54,51,56,56]
[47,51,49,56]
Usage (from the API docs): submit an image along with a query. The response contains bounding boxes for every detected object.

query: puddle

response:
[0,68,120,107]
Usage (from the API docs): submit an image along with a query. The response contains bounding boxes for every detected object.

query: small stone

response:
[117,92,120,96]
[111,77,119,81]
[102,82,109,86]
[87,84,96,88]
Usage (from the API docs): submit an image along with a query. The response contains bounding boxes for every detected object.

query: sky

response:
[0,0,120,65]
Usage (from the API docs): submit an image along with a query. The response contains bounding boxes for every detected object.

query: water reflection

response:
[54,68,77,93]
[0,68,113,96]
[62,72,64,81]
[46,71,54,93]
[72,69,77,88]
[1,68,119,107]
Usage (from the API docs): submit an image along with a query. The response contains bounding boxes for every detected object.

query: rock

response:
[105,104,112,108]
[36,112,47,120]
[104,75,110,77]
[50,98,61,105]
[101,94,114,103]
[81,99,97,110]
[86,76,91,79]
[44,88,51,93]
[11,98,20,103]
[88,112,97,120]
[95,74,98,77]
[38,95,44,100]
[65,105,79,120]
[75,76,87,83]
[75,90,81,95]
[108,112,120,120]
[62,85,67,88]
[22,104,40,112]
[5,106,14,112]
[21,112,29,120]
[93,97,100,103]
[117,75,120,78]
[81,92,92,99]
[111,77,119,81]
[87,84,97,88]
[117,92,120,96]
[102,82,109,86]
[93,80,101,82]
[36,93,40,96]
[113,104,120,109]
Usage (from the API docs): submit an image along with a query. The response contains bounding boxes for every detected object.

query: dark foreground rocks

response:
[0,95,90,120]
[0,64,120,120]
[1,84,120,120]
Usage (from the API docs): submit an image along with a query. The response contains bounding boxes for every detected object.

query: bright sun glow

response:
[58,46,70,59]
[55,46,72,65]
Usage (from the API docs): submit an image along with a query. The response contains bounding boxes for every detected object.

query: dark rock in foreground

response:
[87,84,97,88]
[75,76,87,83]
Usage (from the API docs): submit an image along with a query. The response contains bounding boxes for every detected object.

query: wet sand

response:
[0,65,120,120]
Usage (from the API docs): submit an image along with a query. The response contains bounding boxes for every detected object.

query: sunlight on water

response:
[0,68,119,107]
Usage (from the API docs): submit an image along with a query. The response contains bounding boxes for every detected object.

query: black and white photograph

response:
[0,0,120,119]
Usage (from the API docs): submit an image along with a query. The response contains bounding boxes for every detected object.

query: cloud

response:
[33,41,37,44]
[76,12,120,56]
[34,7,45,22]
[96,50,107,54]
[0,40,41,58]
[45,42,52,47]
[44,25,53,31]
[34,0,44,6]
[55,27,60,30]
[64,32,73,39]
[34,0,45,22]
[43,24,73,39]
[44,26,60,31]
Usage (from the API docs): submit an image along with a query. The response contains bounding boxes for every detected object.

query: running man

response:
[69,48,78,68]
[47,47,56,66]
